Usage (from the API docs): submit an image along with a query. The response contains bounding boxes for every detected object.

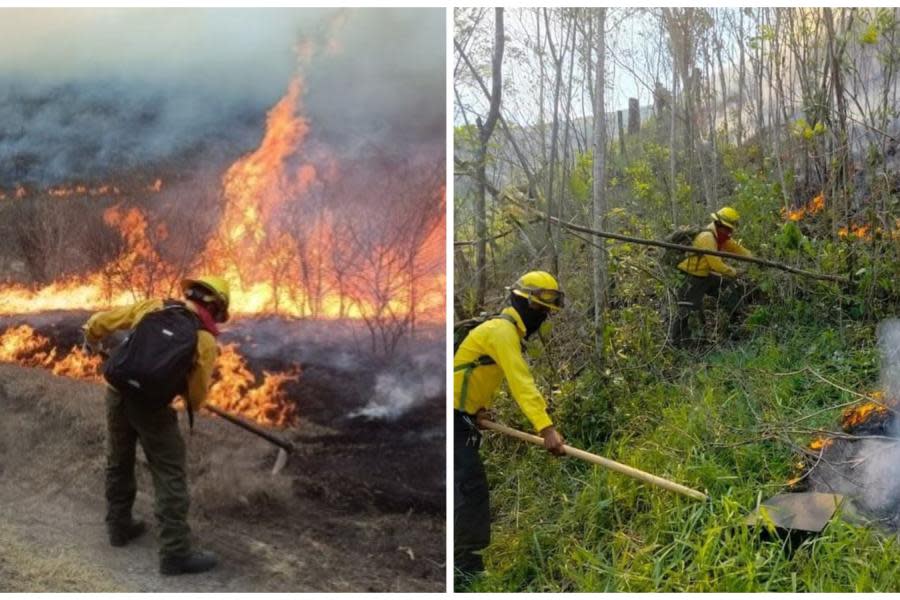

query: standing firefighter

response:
[453,271,566,582]
[668,207,753,346]
[82,276,230,575]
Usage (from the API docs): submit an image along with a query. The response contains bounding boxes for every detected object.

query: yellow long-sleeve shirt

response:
[678,223,752,278]
[83,298,219,411]
[453,307,552,433]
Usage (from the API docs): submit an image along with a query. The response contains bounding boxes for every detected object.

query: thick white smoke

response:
[878,318,900,405]
[348,346,445,421]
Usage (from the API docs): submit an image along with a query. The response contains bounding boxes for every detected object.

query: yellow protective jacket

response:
[453,307,552,433]
[677,223,752,278]
[83,299,219,411]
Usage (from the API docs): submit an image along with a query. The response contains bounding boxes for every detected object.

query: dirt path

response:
[0,364,445,592]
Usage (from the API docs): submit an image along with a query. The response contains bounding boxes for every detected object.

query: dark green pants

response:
[105,386,191,558]
[454,410,490,583]
[669,274,750,345]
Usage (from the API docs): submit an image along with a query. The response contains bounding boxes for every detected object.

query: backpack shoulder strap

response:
[495,313,518,327]
[160,298,198,430]
[454,313,519,372]
[455,312,522,413]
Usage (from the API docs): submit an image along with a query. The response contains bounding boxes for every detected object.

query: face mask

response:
[511,294,549,339]
[715,225,732,246]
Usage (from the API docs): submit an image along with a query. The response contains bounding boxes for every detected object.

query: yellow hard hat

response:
[510,271,564,311]
[181,275,231,318]
[711,206,740,229]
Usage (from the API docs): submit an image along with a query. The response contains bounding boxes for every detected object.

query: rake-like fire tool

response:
[479,419,708,501]
[203,404,295,476]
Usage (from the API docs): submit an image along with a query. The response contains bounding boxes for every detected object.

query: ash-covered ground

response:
[0,311,446,515]
[0,311,445,592]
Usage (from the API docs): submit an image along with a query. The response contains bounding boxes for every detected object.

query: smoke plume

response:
[0,8,445,186]
[804,319,900,528]
[878,318,900,405]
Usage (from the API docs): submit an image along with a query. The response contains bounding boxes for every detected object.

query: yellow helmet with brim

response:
[181,275,231,321]
[509,270,564,311]
[711,206,740,230]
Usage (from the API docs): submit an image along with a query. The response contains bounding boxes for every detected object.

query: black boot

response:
[160,550,219,576]
[108,519,147,547]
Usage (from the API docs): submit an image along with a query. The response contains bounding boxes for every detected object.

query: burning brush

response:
[0,324,299,429]
[749,320,900,536]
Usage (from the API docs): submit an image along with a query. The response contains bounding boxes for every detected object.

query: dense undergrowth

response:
[471,313,897,592]
[458,120,899,590]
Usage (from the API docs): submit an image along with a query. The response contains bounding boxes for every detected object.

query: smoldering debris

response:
[225,317,445,424]
[797,319,900,529]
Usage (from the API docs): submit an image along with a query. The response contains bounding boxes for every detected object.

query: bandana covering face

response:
[715,225,732,249]
[511,294,549,339]
[190,301,221,337]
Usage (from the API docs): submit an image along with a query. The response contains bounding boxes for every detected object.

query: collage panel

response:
[2,3,900,597]
[453,6,900,593]
[0,7,445,593]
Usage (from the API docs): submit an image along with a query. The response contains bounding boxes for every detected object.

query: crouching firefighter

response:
[82,275,230,576]
[453,271,566,583]
[668,206,753,347]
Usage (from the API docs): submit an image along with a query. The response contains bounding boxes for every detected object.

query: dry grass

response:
[0,523,123,592]
[190,445,294,518]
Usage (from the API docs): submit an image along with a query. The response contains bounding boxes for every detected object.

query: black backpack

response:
[453,313,517,368]
[103,300,200,410]
[661,225,705,268]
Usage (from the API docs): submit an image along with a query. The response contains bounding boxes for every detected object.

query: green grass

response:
[467,318,898,592]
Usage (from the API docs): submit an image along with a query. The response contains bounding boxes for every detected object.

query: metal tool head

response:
[745,492,844,533]
[271,448,289,476]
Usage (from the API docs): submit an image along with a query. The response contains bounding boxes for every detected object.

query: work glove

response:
[474,408,495,429]
[540,425,566,456]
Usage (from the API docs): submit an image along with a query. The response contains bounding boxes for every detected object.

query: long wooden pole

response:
[512,203,850,284]
[479,419,708,502]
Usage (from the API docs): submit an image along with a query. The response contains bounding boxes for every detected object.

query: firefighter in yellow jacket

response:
[453,271,565,581]
[82,276,229,575]
[669,207,753,346]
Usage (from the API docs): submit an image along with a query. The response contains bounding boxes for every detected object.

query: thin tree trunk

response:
[544,8,565,276]
[737,8,745,147]
[669,45,678,225]
[591,7,608,358]
[474,8,505,311]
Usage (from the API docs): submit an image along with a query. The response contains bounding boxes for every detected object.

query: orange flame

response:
[838,223,872,240]
[841,400,890,430]
[782,193,825,221]
[0,325,52,365]
[0,76,443,324]
[809,437,833,451]
[50,346,104,380]
[0,325,297,428]
[207,344,299,427]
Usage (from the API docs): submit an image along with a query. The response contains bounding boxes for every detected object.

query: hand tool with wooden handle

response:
[479,418,708,502]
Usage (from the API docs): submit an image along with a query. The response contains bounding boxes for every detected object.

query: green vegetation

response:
[456,7,900,591]
[472,314,892,592]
